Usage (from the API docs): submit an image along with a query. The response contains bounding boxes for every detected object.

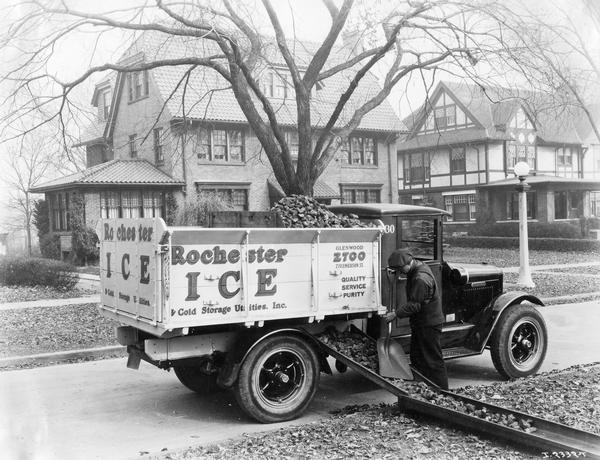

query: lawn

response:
[444,246,599,267]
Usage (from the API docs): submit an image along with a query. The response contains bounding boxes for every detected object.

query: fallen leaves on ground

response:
[0,303,119,358]
[454,364,600,435]
[503,271,600,299]
[155,364,599,460]
[444,247,599,268]
[0,285,97,303]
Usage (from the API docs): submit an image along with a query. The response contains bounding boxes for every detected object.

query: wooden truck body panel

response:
[96,219,385,336]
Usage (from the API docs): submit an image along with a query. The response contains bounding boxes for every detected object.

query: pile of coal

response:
[389,379,537,433]
[318,328,378,371]
[272,195,366,228]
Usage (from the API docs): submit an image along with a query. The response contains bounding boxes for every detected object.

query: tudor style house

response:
[31,32,401,252]
[398,81,600,229]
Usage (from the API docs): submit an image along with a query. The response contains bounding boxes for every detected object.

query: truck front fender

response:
[216,328,332,388]
[465,291,544,352]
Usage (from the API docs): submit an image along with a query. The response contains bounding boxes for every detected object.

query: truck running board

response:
[314,334,600,459]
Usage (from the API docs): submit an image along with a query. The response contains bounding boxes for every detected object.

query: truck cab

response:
[329,204,546,375]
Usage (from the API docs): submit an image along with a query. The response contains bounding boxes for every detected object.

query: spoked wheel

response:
[255,349,306,407]
[234,334,319,423]
[490,304,548,379]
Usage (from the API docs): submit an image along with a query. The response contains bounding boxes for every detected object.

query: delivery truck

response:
[96,204,548,423]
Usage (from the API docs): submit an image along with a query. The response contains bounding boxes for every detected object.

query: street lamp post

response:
[513,161,535,288]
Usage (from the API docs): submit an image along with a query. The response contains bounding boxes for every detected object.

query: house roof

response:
[398,127,496,151]
[30,159,184,193]
[573,104,600,145]
[399,80,584,151]
[76,73,118,146]
[481,174,600,188]
[114,31,403,133]
[77,120,107,146]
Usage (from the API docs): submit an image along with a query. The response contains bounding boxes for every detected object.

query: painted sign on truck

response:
[97,218,167,321]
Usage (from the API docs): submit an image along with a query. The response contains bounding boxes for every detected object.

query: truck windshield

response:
[400,219,435,261]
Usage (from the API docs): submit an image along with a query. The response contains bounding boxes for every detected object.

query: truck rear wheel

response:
[234,334,319,423]
[490,304,547,379]
[173,365,221,394]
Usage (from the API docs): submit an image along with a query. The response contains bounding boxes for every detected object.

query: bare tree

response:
[482,0,600,143]
[1,123,83,255]
[3,137,54,255]
[0,0,544,195]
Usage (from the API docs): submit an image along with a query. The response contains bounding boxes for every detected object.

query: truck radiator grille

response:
[460,285,496,306]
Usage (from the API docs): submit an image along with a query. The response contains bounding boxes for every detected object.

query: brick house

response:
[31,32,402,252]
[397,81,600,231]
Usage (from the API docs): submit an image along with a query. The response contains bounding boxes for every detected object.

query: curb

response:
[0,345,126,368]
[540,292,600,304]
[0,296,100,310]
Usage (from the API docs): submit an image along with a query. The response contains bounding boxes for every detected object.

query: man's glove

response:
[384,311,397,323]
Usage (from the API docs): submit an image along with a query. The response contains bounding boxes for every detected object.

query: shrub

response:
[580,217,600,237]
[174,192,234,226]
[0,257,77,289]
[33,199,50,250]
[165,191,178,226]
[39,233,61,260]
[70,193,99,265]
[469,222,582,239]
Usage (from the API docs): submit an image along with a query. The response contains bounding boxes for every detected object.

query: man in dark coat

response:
[385,248,449,390]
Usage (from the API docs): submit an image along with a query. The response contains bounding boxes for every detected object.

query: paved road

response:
[1,300,598,460]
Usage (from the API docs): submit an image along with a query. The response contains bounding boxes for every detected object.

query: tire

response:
[173,365,222,394]
[490,304,548,380]
[234,334,320,423]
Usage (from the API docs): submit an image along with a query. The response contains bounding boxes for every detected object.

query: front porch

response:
[479,175,600,227]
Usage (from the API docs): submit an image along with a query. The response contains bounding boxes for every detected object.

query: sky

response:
[0,0,598,234]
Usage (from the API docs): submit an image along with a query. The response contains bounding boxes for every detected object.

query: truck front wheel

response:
[490,304,547,379]
[234,334,319,423]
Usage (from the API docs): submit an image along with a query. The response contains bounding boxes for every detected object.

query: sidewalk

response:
[0,295,100,311]
[502,260,600,273]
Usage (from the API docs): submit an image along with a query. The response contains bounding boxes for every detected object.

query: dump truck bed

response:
[97,219,385,336]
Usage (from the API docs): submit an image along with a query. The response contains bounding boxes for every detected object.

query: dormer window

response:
[262,69,292,99]
[127,70,149,102]
[419,90,473,134]
[98,87,111,121]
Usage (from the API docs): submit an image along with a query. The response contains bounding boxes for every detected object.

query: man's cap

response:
[388,249,413,268]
